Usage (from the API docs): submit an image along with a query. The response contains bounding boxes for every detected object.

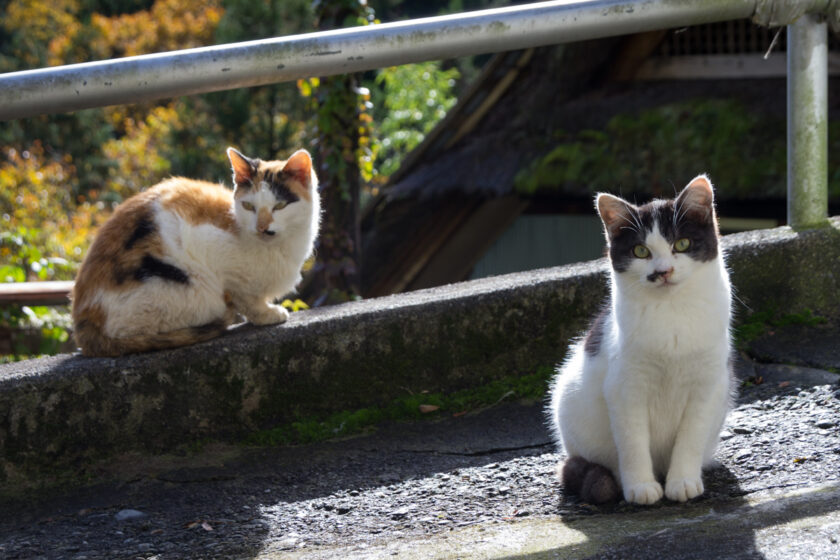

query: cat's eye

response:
[632,245,650,259]
[273,202,287,212]
[241,201,255,212]
[674,238,691,252]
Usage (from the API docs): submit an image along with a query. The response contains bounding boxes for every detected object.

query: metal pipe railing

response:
[787,13,829,229]
[0,0,757,121]
[0,0,835,230]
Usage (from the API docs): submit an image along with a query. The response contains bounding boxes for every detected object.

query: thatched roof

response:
[361,23,840,296]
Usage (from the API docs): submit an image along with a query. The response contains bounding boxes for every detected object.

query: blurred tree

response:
[0,0,80,71]
[0,142,103,278]
[205,0,312,161]
[0,0,474,304]
[301,0,376,305]
[372,61,460,179]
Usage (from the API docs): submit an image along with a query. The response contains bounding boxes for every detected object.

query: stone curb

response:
[1,218,838,493]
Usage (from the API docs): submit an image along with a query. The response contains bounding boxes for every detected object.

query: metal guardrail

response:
[0,0,834,257]
[0,0,761,121]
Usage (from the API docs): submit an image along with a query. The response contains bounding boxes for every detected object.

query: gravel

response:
[0,370,838,560]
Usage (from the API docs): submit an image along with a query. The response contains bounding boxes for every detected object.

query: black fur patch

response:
[263,169,300,205]
[134,255,190,285]
[646,269,670,283]
[607,199,718,273]
[584,307,609,357]
[125,215,156,250]
[561,456,620,504]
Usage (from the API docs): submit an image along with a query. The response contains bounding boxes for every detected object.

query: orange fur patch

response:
[72,177,235,320]
[257,207,272,232]
[71,189,164,307]
[72,302,122,356]
[157,178,238,233]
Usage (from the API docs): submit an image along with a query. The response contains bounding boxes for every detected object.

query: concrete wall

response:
[1,218,839,494]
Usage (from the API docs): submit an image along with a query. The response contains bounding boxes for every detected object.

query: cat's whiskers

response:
[615,210,645,237]
[673,195,690,229]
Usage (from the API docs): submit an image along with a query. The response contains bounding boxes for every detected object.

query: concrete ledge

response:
[1,218,839,492]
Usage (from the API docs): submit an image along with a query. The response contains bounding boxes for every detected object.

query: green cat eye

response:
[273,202,287,212]
[632,245,650,259]
[674,238,691,252]
[241,201,256,212]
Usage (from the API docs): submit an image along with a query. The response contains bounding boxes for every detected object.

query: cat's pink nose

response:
[647,267,674,282]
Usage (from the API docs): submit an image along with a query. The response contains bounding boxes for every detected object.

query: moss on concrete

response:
[725,218,840,322]
[734,308,827,349]
[245,365,554,446]
[1,220,840,495]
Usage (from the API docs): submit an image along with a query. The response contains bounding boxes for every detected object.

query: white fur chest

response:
[225,224,314,298]
[613,259,731,360]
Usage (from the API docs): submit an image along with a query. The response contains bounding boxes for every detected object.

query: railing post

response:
[787,13,829,230]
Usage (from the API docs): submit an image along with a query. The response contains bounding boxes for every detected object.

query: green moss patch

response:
[734,308,828,349]
[245,365,555,446]
[515,98,840,200]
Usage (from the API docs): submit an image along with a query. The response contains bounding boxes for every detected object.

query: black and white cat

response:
[548,175,733,505]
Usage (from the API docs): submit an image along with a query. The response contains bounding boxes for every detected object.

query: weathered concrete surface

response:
[0,348,837,559]
[295,483,840,560]
[723,218,840,318]
[0,261,608,492]
[0,218,839,492]
[747,322,840,371]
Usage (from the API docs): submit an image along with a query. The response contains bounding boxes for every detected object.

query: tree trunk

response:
[304,0,373,305]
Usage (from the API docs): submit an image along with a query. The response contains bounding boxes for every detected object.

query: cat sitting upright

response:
[71,147,320,357]
[548,175,733,505]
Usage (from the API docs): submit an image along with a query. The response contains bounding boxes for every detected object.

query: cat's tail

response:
[74,319,229,357]
[558,456,621,504]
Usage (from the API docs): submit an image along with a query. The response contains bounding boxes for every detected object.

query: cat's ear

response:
[677,174,715,222]
[283,149,313,188]
[227,147,257,186]
[596,193,637,239]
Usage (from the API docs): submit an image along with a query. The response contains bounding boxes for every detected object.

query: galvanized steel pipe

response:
[787,13,829,229]
[0,0,758,120]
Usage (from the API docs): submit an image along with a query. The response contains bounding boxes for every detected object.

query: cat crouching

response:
[548,175,734,505]
[71,147,320,357]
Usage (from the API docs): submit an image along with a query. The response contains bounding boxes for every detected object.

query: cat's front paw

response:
[249,303,289,326]
[623,481,663,505]
[665,477,704,502]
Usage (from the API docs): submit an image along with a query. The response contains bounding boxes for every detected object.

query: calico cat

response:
[71,147,320,357]
[548,175,733,505]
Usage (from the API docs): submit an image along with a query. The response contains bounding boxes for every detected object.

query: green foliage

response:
[0,304,71,360]
[372,61,460,179]
[296,0,380,303]
[1,226,76,359]
[734,307,827,349]
[245,366,554,446]
[209,0,312,160]
[1,229,75,283]
[515,99,834,199]
[0,0,475,356]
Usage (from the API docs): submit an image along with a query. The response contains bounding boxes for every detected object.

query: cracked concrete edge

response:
[0,218,839,494]
[267,483,840,560]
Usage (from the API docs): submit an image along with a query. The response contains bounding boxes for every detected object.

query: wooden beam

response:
[0,281,73,306]
[608,30,667,82]
[634,53,840,80]
[408,196,528,291]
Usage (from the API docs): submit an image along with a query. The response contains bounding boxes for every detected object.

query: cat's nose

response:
[647,267,674,282]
